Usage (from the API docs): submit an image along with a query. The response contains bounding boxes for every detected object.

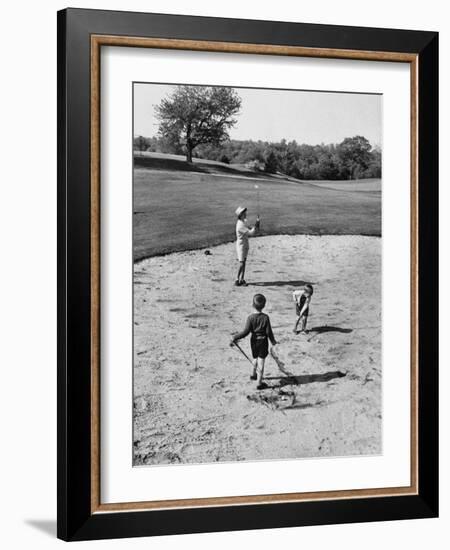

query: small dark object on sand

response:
[204,250,212,255]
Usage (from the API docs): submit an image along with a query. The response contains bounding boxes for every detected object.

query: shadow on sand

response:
[250,280,314,288]
[309,325,353,335]
[266,370,346,389]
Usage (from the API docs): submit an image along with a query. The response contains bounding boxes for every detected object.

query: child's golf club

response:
[270,345,293,376]
[254,184,260,219]
[231,341,254,365]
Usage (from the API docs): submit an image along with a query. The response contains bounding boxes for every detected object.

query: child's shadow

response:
[266,370,346,388]
[309,325,353,334]
[250,279,314,288]
[306,326,352,342]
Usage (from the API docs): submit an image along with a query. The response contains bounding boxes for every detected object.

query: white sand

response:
[133,235,381,465]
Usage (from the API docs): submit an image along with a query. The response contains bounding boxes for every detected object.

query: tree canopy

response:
[337,136,373,179]
[194,136,381,180]
[155,86,242,162]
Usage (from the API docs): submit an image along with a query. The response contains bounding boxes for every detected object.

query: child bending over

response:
[292,284,314,334]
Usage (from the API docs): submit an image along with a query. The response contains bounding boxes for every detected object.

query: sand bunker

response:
[133,235,381,465]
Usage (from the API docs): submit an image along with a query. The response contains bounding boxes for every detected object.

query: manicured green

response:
[133,154,381,260]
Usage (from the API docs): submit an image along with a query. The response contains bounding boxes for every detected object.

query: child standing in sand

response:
[231,294,277,390]
[235,206,260,286]
[292,284,314,334]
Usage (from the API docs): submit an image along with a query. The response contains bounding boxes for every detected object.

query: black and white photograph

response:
[132,82,383,466]
[1,0,443,545]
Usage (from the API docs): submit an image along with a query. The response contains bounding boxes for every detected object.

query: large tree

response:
[155,86,241,163]
[337,136,372,179]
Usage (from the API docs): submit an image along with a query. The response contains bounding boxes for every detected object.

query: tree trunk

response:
[186,146,193,163]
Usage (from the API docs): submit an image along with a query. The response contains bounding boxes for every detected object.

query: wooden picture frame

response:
[57,8,438,541]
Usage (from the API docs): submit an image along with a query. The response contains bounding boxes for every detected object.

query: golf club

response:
[254,184,260,218]
[231,341,254,365]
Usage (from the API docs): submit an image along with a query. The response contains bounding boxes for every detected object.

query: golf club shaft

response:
[233,342,254,365]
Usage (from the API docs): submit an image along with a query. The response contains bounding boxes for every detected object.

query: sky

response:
[134,83,382,147]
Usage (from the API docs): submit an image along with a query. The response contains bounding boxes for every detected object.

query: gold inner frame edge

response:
[90,34,419,514]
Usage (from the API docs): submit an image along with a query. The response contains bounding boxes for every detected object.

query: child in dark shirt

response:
[231,293,277,390]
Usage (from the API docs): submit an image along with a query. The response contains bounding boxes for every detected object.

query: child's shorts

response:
[251,336,269,359]
[296,304,309,317]
[236,242,249,262]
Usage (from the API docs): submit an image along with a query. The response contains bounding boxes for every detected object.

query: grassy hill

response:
[133,153,381,260]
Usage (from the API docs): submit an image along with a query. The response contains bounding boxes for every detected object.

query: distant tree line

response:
[134,134,381,180]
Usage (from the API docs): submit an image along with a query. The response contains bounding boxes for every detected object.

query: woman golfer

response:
[235,206,260,286]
